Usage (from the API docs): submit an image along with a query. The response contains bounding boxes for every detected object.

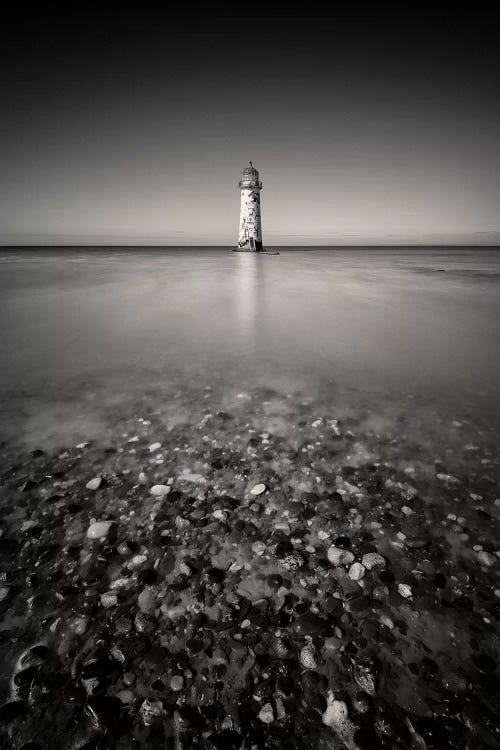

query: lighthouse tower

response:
[236,162,263,252]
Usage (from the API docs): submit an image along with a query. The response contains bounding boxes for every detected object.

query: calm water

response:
[1,247,499,445]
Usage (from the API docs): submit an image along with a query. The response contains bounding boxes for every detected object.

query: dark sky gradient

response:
[1,5,499,245]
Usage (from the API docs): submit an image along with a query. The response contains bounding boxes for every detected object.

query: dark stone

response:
[186,638,203,656]
[138,568,158,585]
[111,635,149,665]
[267,574,283,590]
[81,657,118,680]
[310,693,327,713]
[324,596,343,615]
[0,700,26,721]
[348,596,370,613]
[471,652,497,674]
[204,567,225,584]
[293,612,327,636]
[208,729,243,749]
[85,695,122,730]
[21,479,39,492]
[333,536,351,549]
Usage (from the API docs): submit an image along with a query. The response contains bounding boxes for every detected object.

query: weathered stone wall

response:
[238,188,262,250]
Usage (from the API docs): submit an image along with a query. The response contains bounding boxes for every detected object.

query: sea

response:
[0,247,499,449]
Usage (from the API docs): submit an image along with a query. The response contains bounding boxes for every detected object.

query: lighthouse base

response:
[234,239,263,252]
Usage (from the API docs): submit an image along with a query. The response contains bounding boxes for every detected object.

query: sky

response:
[1,5,499,246]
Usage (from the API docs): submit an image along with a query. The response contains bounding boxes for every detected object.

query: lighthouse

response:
[236,162,263,252]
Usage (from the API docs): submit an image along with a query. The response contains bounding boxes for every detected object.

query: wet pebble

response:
[86,520,114,540]
[327,546,355,566]
[250,483,267,496]
[300,643,319,669]
[170,675,184,691]
[294,612,327,636]
[100,592,118,608]
[477,550,496,567]
[139,697,164,726]
[258,702,274,723]
[362,552,386,570]
[278,550,305,571]
[85,476,102,491]
[398,583,412,599]
[349,562,365,580]
[150,484,170,497]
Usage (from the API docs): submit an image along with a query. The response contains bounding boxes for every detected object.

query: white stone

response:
[138,588,155,613]
[252,541,266,556]
[148,442,162,452]
[362,552,386,570]
[86,477,102,491]
[213,509,228,521]
[150,484,170,497]
[21,520,38,532]
[131,554,148,567]
[0,587,9,602]
[250,483,266,496]
[477,550,496,567]
[101,592,118,607]
[180,470,206,483]
[70,615,89,635]
[398,583,412,599]
[327,419,341,436]
[258,703,274,724]
[327,547,355,566]
[87,521,114,540]
[322,693,349,729]
[348,562,365,581]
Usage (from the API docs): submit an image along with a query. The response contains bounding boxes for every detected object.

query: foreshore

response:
[0,381,499,749]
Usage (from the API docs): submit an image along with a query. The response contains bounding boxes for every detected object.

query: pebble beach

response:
[1,376,499,750]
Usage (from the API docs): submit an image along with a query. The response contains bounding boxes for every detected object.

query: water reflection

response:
[236,252,260,346]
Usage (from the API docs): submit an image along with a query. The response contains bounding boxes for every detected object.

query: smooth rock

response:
[137,588,155,613]
[100,592,118,607]
[477,550,496,567]
[150,484,170,497]
[170,675,184,691]
[327,546,355,566]
[258,702,274,723]
[87,521,114,540]
[250,483,266,496]
[349,562,365,580]
[86,477,102,491]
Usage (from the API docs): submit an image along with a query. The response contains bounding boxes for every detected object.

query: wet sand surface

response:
[0,249,499,749]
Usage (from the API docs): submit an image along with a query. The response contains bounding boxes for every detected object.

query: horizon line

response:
[1,243,500,249]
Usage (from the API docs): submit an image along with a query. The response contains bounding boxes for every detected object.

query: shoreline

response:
[0,382,499,748]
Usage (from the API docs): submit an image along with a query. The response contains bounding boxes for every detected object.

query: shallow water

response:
[0,248,499,749]
[1,247,499,445]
